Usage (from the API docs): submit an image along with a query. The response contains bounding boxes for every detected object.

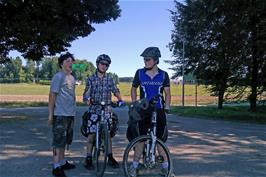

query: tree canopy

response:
[169,0,266,110]
[0,0,121,63]
[0,56,126,85]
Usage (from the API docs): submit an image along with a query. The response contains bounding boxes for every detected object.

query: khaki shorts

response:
[52,116,74,148]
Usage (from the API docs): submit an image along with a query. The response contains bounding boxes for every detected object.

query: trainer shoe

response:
[52,167,66,177]
[84,157,94,170]
[156,155,164,163]
[107,155,119,168]
[128,165,138,177]
[61,161,76,170]
[160,168,168,176]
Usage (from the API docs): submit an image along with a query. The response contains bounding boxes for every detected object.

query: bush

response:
[39,80,51,85]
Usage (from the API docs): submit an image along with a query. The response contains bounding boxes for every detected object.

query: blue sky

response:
[11,0,178,78]
[69,0,176,77]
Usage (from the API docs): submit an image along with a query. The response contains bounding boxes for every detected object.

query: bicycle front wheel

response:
[123,135,173,177]
[95,123,109,177]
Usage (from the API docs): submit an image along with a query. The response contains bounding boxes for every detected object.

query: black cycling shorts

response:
[127,109,168,142]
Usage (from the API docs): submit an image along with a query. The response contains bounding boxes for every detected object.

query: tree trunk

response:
[249,0,258,112]
[249,47,258,112]
[218,90,225,109]
[35,61,40,83]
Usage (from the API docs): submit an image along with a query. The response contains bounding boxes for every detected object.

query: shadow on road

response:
[0,107,265,177]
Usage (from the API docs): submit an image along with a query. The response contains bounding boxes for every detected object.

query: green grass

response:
[2,83,265,124]
[0,101,48,107]
[0,83,211,96]
[0,101,86,108]
[0,83,50,95]
[171,105,266,124]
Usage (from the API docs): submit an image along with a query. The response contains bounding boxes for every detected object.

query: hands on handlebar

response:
[85,97,125,108]
[117,100,126,107]
[145,94,170,114]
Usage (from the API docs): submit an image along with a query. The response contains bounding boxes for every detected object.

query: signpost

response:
[72,63,86,81]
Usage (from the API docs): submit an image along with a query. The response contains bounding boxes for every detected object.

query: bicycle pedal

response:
[156,155,164,163]
[99,147,104,152]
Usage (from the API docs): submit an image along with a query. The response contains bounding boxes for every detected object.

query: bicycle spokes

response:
[123,135,173,177]
[95,125,109,177]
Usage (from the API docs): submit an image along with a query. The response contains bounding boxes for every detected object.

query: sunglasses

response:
[99,62,109,67]
[144,58,153,62]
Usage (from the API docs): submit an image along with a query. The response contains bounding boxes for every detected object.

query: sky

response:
[10,0,178,78]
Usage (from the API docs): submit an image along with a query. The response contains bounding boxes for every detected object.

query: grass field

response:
[0,83,216,105]
[0,83,211,96]
[172,105,266,123]
[1,83,265,123]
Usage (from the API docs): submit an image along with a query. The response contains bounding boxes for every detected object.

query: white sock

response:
[53,162,61,169]
[162,162,168,169]
[59,159,66,165]
[132,161,139,168]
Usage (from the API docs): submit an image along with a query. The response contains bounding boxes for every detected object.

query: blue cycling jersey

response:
[132,68,170,109]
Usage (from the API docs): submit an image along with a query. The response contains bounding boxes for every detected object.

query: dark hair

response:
[58,52,75,68]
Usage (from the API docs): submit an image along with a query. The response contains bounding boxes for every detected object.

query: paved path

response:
[0,107,265,177]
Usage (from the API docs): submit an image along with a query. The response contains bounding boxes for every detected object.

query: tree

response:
[245,0,266,111]
[39,57,96,82]
[0,0,121,62]
[119,77,133,82]
[169,0,266,110]
[108,72,119,85]
[72,59,96,82]
[0,57,24,82]
[39,57,58,80]
[25,60,35,82]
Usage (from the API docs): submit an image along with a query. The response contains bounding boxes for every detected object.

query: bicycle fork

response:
[96,122,100,151]
[144,132,157,167]
[144,112,157,167]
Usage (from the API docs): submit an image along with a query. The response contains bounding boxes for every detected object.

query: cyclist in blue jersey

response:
[129,47,171,177]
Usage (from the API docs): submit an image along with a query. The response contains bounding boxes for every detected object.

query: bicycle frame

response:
[144,105,158,167]
[95,105,110,151]
[93,102,111,177]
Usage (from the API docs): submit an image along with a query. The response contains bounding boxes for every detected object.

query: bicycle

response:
[81,101,116,177]
[123,95,173,177]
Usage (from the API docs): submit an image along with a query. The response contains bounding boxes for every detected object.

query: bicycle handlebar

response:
[91,101,118,108]
[149,94,162,105]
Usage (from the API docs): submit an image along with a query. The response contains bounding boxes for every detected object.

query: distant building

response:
[171,77,183,85]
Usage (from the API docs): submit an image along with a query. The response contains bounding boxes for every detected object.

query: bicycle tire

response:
[95,123,109,177]
[123,135,173,177]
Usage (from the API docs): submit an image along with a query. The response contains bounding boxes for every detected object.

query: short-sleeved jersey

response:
[132,68,170,108]
[50,71,76,116]
[83,72,120,105]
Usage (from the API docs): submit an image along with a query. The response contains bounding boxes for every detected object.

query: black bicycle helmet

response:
[96,54,111,65]
[140,47,161,64]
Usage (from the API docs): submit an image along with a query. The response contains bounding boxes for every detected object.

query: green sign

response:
[72,63,86,71]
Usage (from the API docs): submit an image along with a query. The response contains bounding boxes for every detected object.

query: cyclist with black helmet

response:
[82,54,125,170]
[129,47,171,176]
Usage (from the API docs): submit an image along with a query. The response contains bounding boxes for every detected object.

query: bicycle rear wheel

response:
[123,135,173,177]
[95,123,109,177]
